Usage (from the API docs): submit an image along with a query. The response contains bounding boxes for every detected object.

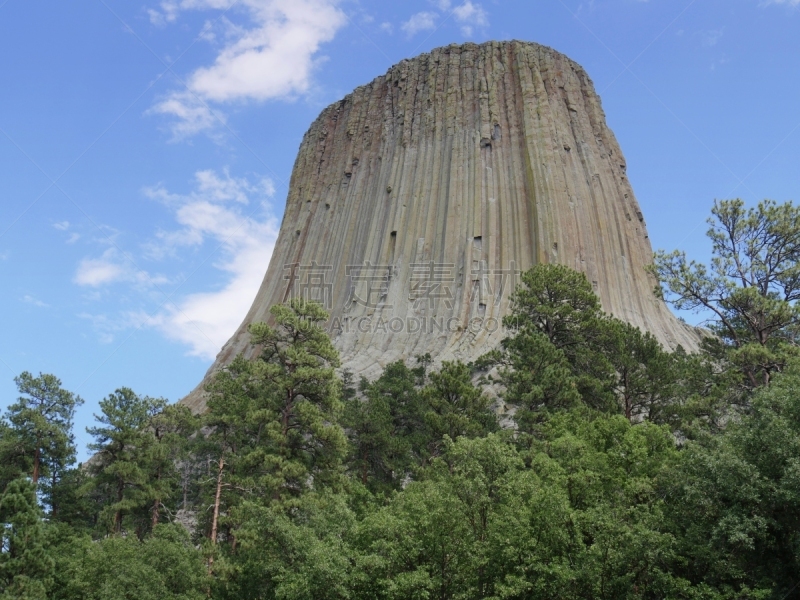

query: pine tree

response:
[143,405,197,531]
[343,360,424,492]
[0,478,53,600]
[420,361,498,460]
[652,198,800,389]
[245,299,347,496]
[2,372,82,513]
[199,300,347,560]
[86,388,167,535]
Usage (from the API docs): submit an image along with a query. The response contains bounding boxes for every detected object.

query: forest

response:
[1,199,799,600]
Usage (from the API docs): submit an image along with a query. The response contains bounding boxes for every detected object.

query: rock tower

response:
[182,40,698,411]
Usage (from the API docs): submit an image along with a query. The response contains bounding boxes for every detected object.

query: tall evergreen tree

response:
[500,264,616,410]
[343,360,425,492]
[1,373,82,512]
[0,478,53,600]
[199,300,347,559]
[652,198,800,389]
[244,299,347,497]
[420,361,498,460]
[86,388,167,534]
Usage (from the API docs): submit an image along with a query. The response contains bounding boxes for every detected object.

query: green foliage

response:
[357,420,690,600]
[86,388,169,535]
[213,493,358,600]
[197,299,347,567]
[343,360,422,492]
[419,360,498,459]
[652,198,800,389]
[245,299,347,494]
[488,263,694,431]
[665,361,800,597]
[602,319,681,424]
[344,357,497,492]
[1,372,83,512]
[11,257,800,600]
[51,524,207,600]
[0,478,53,600]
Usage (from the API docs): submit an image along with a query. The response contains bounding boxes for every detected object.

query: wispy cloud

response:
[53,220,81,243]
[74,250,128,287]
[74,169,277,358]
[78,312,144,345]
[141,169,278,359]
[402,11,438,37]
[148,0,347,138]
[21,295,49,308]
[74,248,170,288]
[401,1,488,38]
[452,1,488,36]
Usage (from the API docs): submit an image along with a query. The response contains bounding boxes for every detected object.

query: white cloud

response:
[74,170,277,357]
[764,0,800,5]
[401,11,438,37]
[74,248,169,288]
[149,92,220,140]
[74,250,127,287]
[21,295,48,308]
[401,2,488,39]
[452,1,488,36]
[141,170,278,359]
[78,312,145,345]
[53,220,81,243]
[150,0,347,138]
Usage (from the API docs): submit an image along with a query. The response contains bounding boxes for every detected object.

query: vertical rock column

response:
[182,40,698,412]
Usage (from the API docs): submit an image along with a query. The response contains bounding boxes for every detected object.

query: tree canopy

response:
[2,198,799,599]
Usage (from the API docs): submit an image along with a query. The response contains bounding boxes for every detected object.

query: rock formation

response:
[181,40,698,412]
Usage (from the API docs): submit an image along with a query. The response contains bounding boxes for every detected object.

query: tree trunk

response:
[207,455,225,573]
[151,498,160,530]
[210,456,225,545]
[51,470,58,518]
[151,465,162,529]
[32,444,40,484]
[114,477,124,533]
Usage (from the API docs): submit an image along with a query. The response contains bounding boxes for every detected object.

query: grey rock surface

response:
[181,40,699,412]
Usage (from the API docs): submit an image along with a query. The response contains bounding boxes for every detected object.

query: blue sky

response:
[1,0,798,459]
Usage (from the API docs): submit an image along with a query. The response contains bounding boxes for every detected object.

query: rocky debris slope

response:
[182,40,699,412]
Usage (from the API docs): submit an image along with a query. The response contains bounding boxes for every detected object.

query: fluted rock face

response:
[182,40,698,411]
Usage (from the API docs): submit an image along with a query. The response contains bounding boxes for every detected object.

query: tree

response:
[144,405,197,530]
[200,300,347,560]
[244,299,347,496]
[200,355,266,556]
[51,524,207,600]
[602,319,679,423]
[500,264,616,411]
[652,198,800,389]
[665,360,800,597]
[485,329,581,434]
[86,388,168,534]
[420,361,498,460]
[0,478,53,600]
[1,373,82,510]
[344,360,432,493]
